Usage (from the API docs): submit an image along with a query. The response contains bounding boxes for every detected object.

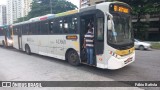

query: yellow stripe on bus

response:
[115,47,135,56]
[73,42,79,51]
[55,10,78,17]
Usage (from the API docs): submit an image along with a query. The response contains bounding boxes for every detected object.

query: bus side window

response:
[35,23,39,35]
[15,27,18,35]
[52,19,62,34]
[32,23,38,35]
[40,21,49,35]
[37,22,41,35]
[0,28,3,36]
[63,18,69,33]
[71,17,78,33]
[29,24,32,35]
[63,16,77,34]
[59,19,63,34]
[18,26,22,35]
[52,19,57,34]
[97,17,104,41]
[49,20,54,34]
[26,25,29,35]
[22,25,25,35]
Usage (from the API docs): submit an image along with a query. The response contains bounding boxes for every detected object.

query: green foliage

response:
[27,0,77,19]
[14,0,77,23]
[117,0,160,40]
[151,43,160,49]
[14,16,29,23]
[117,0,160,15]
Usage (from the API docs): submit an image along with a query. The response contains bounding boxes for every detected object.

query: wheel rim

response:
[140,46,144,50]
[69,52,77,63]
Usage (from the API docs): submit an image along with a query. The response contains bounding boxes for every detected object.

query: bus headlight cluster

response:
[109,51,121,59]
[8,40,13,44]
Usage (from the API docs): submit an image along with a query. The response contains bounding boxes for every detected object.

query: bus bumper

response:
[107,52,135,70]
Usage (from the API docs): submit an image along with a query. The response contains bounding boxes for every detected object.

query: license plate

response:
[124,57,133,64]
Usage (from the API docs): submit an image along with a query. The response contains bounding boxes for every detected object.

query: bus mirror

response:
[108,20,112,30]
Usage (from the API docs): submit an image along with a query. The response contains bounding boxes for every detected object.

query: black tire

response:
[67,50,80,66]
[25,45,31,55]
[139,45,145,50]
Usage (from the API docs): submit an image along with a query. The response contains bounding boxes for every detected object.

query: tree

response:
[14,16,29,23]
[27,0,77,19]
[117,0,160,40]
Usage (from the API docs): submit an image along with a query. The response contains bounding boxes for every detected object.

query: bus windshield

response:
[108,13,133,46]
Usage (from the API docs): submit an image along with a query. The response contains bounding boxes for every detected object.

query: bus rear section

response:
[0,25,13,47]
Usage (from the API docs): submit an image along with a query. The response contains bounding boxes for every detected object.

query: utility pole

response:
[50,0,53,14]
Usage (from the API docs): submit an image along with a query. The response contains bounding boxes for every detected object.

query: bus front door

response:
[80,14,97,65]
[94,14,104,66]
[18,29,22,50]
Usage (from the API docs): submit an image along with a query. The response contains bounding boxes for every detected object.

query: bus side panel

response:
[47,35,80,60]
[22,35,39,53]
[13,35,19,49]
[47,35,67,60]
[37,35,48,56]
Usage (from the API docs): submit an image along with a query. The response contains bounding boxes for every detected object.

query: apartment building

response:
[23,0,32,16]
[0,5,7,25]
[7,0,32,24]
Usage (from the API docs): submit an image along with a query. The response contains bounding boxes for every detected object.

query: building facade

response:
[0,5,7,25]
[7,0,32,24]
[133,14,160,41]
[23,0,32,16]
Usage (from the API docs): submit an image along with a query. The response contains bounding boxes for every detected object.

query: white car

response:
[134,39,151,50]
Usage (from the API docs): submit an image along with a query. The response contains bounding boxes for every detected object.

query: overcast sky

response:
[0,0,80,8]
[0,0,7,5]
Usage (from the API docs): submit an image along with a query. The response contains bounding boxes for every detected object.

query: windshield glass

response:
[108,13,133,46]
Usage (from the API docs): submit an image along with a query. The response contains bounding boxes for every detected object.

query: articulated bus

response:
[12,2,135,69]
[0,25,13,47]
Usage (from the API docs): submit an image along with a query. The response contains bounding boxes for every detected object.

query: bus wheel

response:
[139,45,144,50]
[25,45,31,55]
[67,50,80,66]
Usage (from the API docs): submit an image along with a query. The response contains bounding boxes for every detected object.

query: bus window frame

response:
[63,14,78,34]
[48,14,79,35]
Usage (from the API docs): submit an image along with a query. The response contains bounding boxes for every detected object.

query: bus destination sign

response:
[110,4,130,14]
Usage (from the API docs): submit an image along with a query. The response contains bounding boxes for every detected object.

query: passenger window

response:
[49,20,54,34]
[32,23,38,35]
[59,20,63,34]
[0,28,3,36]
[63,17,77,34]
[37,22,41,34]
[64,19,69,33]
[97,18,104,41]
[40,21,49,35]
[14,27,18,35]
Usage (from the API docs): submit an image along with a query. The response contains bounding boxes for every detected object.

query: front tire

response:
[139,45,145,50]
[67,50,80,66]
[25,45,31,55]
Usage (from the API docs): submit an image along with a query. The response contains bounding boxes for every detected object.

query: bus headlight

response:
[109,51,121,59]
[8,40,13,44]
